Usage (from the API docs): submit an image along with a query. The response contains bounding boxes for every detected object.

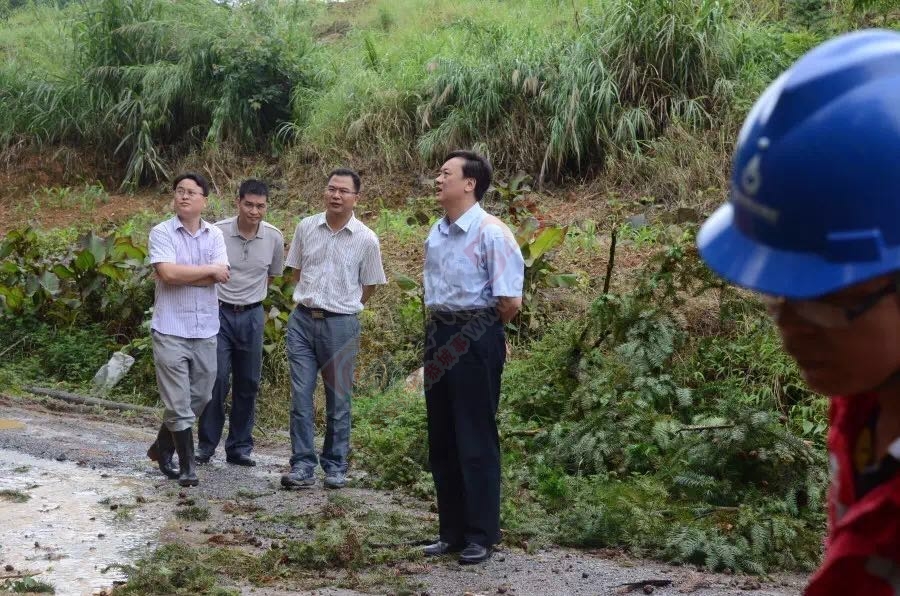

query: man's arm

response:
[361,284,377,305]
[155,263,229,286]
[497,296,522,323]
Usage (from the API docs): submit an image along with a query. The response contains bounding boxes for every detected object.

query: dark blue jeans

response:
[286,307,360,475]
[198,305,264,458]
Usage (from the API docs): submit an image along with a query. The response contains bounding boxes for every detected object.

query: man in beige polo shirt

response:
[196,179,284,467]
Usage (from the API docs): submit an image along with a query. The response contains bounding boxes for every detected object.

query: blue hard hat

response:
[697,29,900,299]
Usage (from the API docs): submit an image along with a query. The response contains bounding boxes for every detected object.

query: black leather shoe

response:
[423,540,464,556]
[195,450,212,464]
[225,453,256,467]
[458,543,492,564]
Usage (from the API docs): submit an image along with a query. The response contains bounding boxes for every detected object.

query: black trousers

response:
[424,310,506,548]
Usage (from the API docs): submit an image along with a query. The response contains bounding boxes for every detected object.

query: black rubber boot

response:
[146,424,179,480]
[173,428,199,487]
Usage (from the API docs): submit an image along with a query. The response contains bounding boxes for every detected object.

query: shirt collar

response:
[317,212,359,234]
[229,216,263,239]
[174,216,211,233]
[439,202,483,234]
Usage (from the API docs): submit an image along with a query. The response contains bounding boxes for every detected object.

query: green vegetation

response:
[1,0,895,189]
[0,489,29,503]
[2,577,55,594]
[118,496,426,594]
[176,506,211,522]
[2,0,894,590]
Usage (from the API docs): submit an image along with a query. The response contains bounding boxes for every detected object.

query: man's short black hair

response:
[445,150,492,201]
[238,179,269,199]
[172,172,210,197]
[327,168,361,193]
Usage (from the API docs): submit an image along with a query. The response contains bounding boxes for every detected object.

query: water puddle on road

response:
[0,448,167,596]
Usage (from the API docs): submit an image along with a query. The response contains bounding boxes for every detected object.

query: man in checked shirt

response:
[146,172,229,488]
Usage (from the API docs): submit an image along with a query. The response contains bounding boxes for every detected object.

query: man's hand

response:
[497,296,522,324]
[210,264,230,284]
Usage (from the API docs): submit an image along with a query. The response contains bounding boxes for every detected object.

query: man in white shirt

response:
[280,168,386,490]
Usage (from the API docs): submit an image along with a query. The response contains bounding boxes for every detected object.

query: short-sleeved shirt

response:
[805,393,900,595]
[423,202,524,310]
[214,216,284,305]
[285,213,386,315]
[149,216,229,339]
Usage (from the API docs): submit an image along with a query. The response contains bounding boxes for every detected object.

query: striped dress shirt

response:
[285,213,386,314]
[149,216,229,338]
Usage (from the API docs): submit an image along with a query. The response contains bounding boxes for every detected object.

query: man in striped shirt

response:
[280,168,387,490]
[146,172,229,488]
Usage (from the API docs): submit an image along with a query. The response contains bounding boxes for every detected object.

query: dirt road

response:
[0,394,807,596]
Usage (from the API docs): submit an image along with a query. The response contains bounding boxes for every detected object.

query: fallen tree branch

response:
[502,428,544,437]
[25,386,161,415]
[0,337,25,360]
[616,579,673,593]
[0,572,35,580]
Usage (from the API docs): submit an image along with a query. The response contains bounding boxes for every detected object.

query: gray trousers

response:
[152,331,217,432]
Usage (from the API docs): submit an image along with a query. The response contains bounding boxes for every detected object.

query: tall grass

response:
[1,0,322,188]
[0,0,862,187]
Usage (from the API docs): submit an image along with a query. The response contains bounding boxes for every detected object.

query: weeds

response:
[176,506,210,522]
[0,489,29,503]
[3,577,55,593]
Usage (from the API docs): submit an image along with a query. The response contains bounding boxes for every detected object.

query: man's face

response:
[324,175,359,217]
[772,275,900,396]
[236,193,267,227]
[173,178,207,220]
[435,157,475,208]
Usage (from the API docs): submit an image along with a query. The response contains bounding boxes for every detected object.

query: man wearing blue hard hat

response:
[698,29,900,595]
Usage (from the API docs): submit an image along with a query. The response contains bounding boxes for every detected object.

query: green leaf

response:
[112,238,147,260]
[527,226,568,260]
[545,273,579,288]
[40,271,60,294]
[0,262,20,275]
[98,263,123,280]
[515,218,540,247]
[53,264,75,279]
[74,249,96,273]
[0,286,24,311]
[395,275,419,291]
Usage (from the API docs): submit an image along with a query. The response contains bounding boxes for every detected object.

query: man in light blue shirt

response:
[421,150,524,565]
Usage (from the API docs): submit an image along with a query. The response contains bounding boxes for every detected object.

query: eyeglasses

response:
[763,277,900,329]
[325,186,358,197]
[175,187,204,199]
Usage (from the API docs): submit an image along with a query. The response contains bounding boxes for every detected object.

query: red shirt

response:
[805,394,900,595]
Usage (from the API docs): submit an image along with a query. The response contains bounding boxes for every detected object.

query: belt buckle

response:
[310,309,325,320]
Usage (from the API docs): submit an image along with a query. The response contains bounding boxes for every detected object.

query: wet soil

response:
[0,395,808,596]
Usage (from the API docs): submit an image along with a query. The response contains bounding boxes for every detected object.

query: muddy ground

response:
[0,394,807,596]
